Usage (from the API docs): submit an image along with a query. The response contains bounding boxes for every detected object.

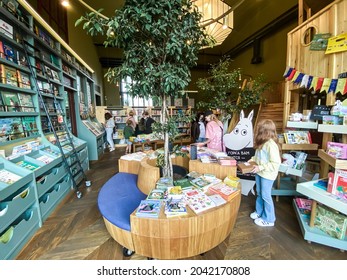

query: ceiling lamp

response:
[194,0,245,46]
[61,0,70,7]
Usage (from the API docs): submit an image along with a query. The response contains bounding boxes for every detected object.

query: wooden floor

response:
[16,148,346,260]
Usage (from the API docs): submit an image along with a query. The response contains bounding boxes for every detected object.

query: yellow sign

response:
[326,33,347,54]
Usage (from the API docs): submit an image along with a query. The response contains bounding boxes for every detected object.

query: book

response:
[156,176,174,189]
[295,198,312,217]
[135,200,162,218]
[17,71,31,89]
[314,204,347,240]
[147,188,167,200]
[208,194,227,206]
[22,116,38,136]
[186,171,202,179]
[0,93,4,111]
[183,188,216,214]
[0,117,24,140]
[208,182,239,201]
[330,169,347,201]
[18,93,34,112]
[0,19,14,39]
[173,178,193,189]
[3,42,16,63]
[1,64,18,87]
[16,160,40,171]
[164,198,188,217]
[190,175,222,192]
[283,131,311,144]
[1,92,20,112]
[0,41,4,58]
[218,156,237,166]
[167,186,184,199]
[0,169,22,184]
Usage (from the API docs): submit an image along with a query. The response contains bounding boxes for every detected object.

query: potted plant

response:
[76,0,213,177]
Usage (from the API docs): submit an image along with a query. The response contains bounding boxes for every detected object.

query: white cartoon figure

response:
[223,110,254,150]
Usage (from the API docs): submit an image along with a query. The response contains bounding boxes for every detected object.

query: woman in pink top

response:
[203,110,225,151]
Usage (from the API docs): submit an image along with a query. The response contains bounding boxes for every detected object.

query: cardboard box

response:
[237,161,257,174]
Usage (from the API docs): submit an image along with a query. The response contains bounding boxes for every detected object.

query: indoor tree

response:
[196,57,269,132]
[76,0,213,177]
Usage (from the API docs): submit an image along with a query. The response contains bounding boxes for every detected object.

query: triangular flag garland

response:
[284,66,347,95]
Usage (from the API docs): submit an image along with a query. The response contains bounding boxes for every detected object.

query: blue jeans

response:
[255,174,276,223]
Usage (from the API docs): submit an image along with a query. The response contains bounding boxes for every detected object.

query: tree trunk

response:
[161,96,173,178]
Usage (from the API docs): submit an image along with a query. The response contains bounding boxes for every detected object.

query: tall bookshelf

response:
[0,0,98,259]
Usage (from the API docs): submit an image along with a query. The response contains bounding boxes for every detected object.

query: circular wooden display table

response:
[130,190,241,259]
[112,155,241,259]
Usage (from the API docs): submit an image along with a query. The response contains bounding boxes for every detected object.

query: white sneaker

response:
[109,148,115,152]
[254,218,274,227]
[250,211,260,219]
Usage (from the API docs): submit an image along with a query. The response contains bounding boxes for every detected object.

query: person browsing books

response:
[196,110,224,151]
[248,119,281,227]
[191,112,206,143]
[104,112,115,152]
[123,119,135,154]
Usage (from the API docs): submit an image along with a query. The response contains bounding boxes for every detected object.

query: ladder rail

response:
[22,39,87,195]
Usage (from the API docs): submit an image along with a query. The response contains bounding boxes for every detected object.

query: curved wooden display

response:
[137,158,160,195]
[130,190,241,259]
[102,217,135,251]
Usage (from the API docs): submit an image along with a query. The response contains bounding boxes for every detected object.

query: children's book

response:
[314,204,347,240]
[0,93,5,111]
[135,200,162,218]
[173,178,193,189]
[1,64,18,87]
[330,169,347,201]
[167,186,184,199]
[283,131,312,144]
[17,71,31,89]
[17,50,28,68]
[16,160,40,171]
[147,188,167,200]
[218,156,237,166]
[0,169,22,184]
[183,188,216,214]
[1,92,20,112]
[190,176,222,192]
[208,182,239,201]
[207,194,227,206]
[295,198,312,217]
[0,41,4,58]
[156,176,174,189]
[3,42,16,63]
[18,93,34,112]
[164,198,188,217]
[22,116,38,136]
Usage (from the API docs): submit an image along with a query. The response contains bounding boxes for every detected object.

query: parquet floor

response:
[16,148,346,260]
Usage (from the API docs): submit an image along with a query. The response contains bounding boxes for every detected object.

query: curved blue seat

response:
[98,172,146,231]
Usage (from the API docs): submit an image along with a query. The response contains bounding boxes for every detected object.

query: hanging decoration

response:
[283,66,347,95]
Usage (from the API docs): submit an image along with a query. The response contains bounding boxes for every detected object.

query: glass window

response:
[120,76,153,107]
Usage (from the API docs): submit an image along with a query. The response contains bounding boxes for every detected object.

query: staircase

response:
[256,103,292,133]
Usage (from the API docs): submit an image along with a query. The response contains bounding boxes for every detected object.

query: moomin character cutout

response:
[223,110,256,196]
[223,110,254,150]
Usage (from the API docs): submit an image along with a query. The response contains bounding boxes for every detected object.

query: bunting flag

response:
[284,66,347,95]
[294,72,304,84]
[300,74,309,88]
[320,78,331,93]
[287,69,297,81]
[315,77,324,91]
[328,79,338,93]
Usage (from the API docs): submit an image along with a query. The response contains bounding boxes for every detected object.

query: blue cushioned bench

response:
[98,172,146,232]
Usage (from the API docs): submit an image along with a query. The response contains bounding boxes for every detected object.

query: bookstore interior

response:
[0,0,347,261]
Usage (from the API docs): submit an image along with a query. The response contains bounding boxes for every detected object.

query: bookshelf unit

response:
[0,0,99,258]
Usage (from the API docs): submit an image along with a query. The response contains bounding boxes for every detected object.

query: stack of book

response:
[190,175,222,192]
[208,182,239,201]
[135,200,162,218]
[183,188,216,214]
[147,188,167,200]
[218,156,237,166]
[164,198,188,217]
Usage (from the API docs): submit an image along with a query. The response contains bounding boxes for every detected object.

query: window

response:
[120,76,153,107]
